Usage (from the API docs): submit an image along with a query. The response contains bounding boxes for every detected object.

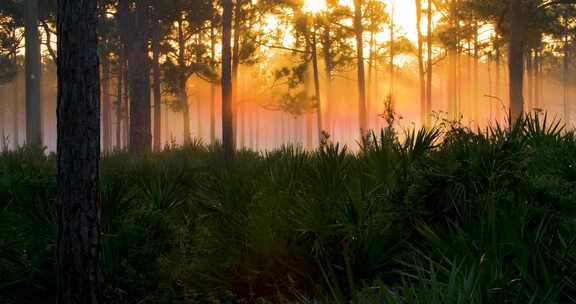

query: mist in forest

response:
[1,0,575,152]
[0,54,571,152]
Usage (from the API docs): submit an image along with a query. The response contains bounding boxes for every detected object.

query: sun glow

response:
[338,0,419,43]
[303,0,327,14]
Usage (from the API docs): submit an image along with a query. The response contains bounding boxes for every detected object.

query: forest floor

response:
[2,115,576,304]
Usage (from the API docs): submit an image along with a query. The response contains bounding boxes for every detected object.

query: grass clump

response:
[2,114,576,303]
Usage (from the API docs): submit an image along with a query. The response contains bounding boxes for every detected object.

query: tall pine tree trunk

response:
[12,66,19,148]
[495,34,502,121]
[102,55,112,153]
[526,50,534,111]
[118,0,129,150]
[56,0,102,302]
[115,58,123,150]
[177,18,191,144]
[535,49,541,109]
[210,24,216,144]
[310,19,323,145]
[232,0,242,148]
[354,0,367,136]
[1,86,5,148]
[129,0,151,153]
[222,0,234,164]
[322,25,334,135]
[389,2,396,111]
[123,62,129,148]
[508,0,525,120]
[416,0,425,126]
[152,0,162,151]
[563,16,570,123]
[426,0,433,126]
[473,22,479,123]
[25,0,42,146]
[448,0,458,120]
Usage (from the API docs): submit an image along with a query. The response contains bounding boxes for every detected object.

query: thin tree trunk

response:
[416,0,425,126]
[182,90,191,144]
[118,0,129,149]
[526,50,534,111]
[310,19,323,145]
[389,2,396,111]
[255,107,260,149]
[177,18,191,144]
[495,34,502,121]
[232,0,242,148]
[354,0,367,136]
[102,55,112,153]
[12,68,19,148]
[240,97,245,148]
[563,16,570,123]
[426,0,433,126]
[473,22,479,123]
[129,0,151,153]
[210,24,216,144]
[367,29,375,130]
[122,59,129,149]
[534,49,541,109]
[538,49,544,108]
[222,0,234,164]
[322,25,334,135]
[194,33,203,140]
[508,0,525,120]
[25,0,42,146]
[115,58,123,150]
[56,0,102,302]
[1,86,5,148]
[152,0,162,151]
[448,0,458,120]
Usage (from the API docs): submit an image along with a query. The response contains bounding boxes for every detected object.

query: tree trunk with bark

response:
[56,0,102,302]
[508,0,525,120]
[495,34,502,121]
[152,0,162,151]
[535,48,542,109]
[232,0,242,148]
[389,2,396,111]
[416,0,425,126]
[563,16,570,123]
[322,25,334,135]
[526,50,534,111]
[25,0,42,146]
[129,0,151,153]
[177,17,191,144]
[115,58,123,150]
[354,0,367,137]
[117,0,130,150]
[222,0,234,165]
[102,55,112,153]
[426,0,433,126]
[210,23,217,144]
[310,18,323,145]
[448,0,458,120]
[473,22,479,123]
[12,66,19,148]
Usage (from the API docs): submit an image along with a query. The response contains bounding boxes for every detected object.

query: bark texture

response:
[222,0,234,164]
[129,0,152,153]
[354,0,367,136]
[508,0,525,120]
[25,0,42,146]
[56,0,103,302]
[152,0,162,151]
[102,55,112,153]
